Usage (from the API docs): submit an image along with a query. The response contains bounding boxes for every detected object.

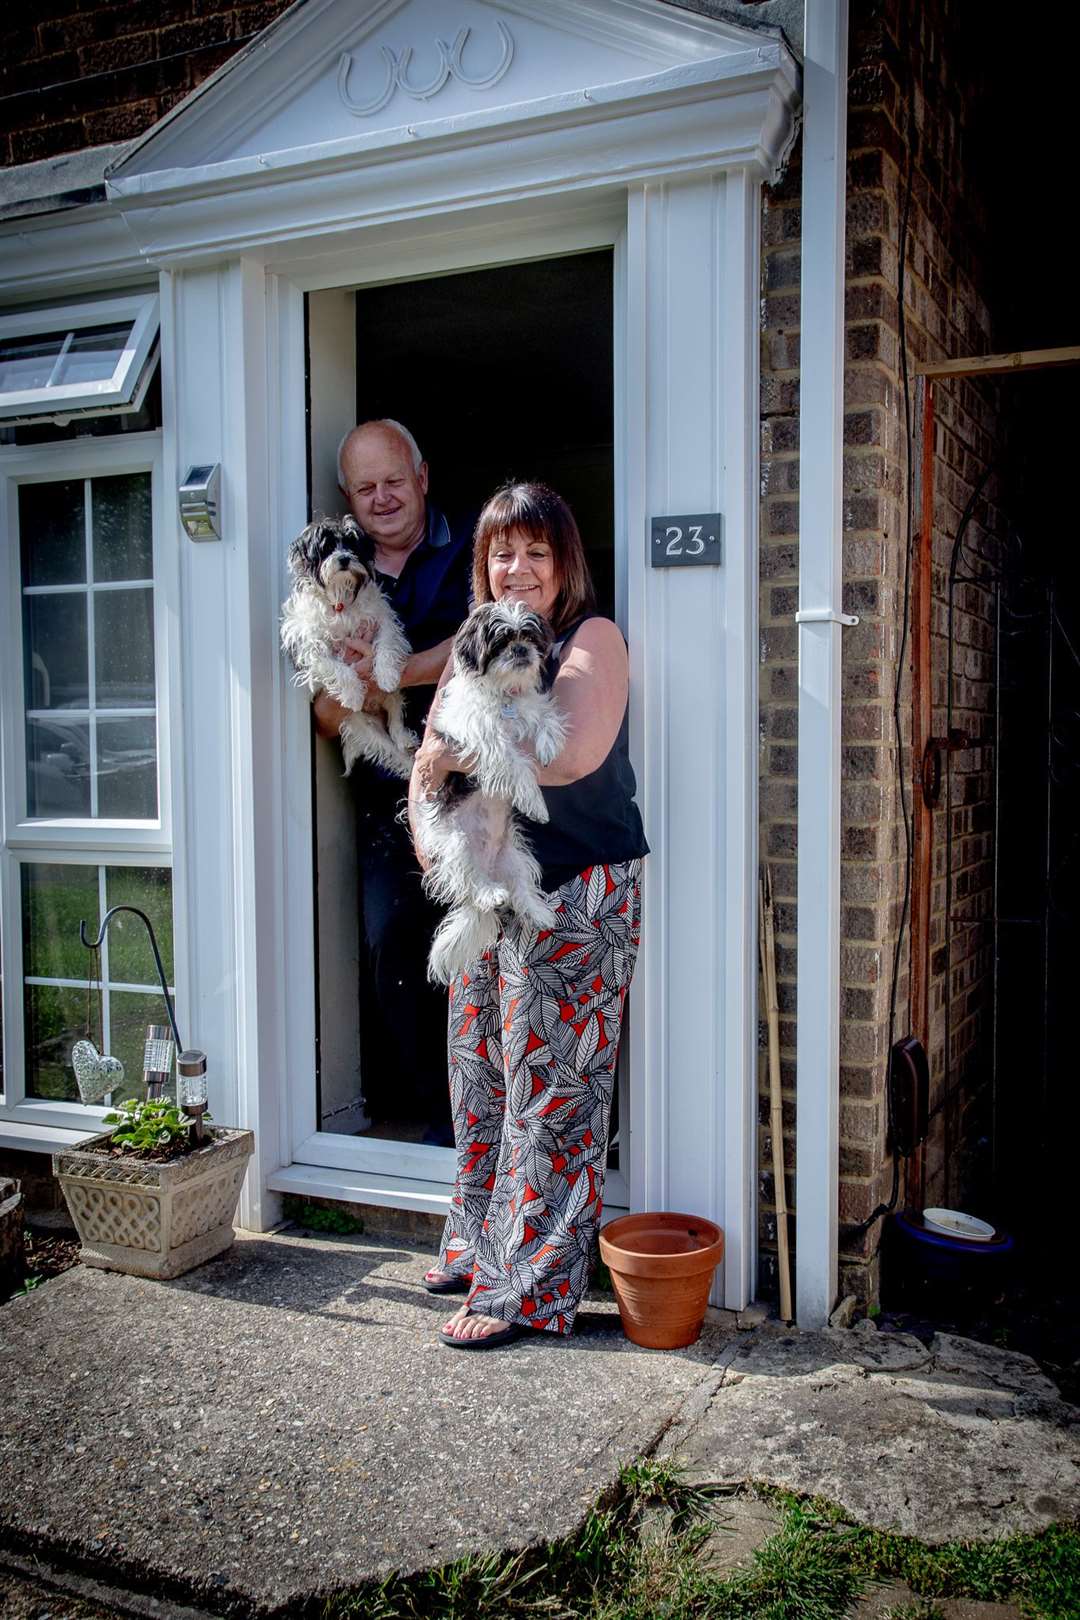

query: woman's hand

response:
[412,728,475,800]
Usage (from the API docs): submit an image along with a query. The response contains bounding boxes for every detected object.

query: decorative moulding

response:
[106,0,794,180]
[338,20,515,116]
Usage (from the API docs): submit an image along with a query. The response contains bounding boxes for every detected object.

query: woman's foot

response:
[422,1268,471,1295]
[438,1304,522,1350]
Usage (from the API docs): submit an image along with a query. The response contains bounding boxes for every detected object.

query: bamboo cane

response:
[759,864,793,1322]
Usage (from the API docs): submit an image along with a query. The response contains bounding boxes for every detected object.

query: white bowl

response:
[922,1206,996,1243]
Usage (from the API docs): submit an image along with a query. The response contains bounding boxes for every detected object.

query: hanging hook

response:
[79,905,182,1052]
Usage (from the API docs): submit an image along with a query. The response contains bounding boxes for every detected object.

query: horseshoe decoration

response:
[338,21,515,118]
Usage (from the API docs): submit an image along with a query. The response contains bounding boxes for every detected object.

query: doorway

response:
[307,249,619,1179]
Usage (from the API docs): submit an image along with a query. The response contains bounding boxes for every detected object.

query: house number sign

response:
[649,513,723,568]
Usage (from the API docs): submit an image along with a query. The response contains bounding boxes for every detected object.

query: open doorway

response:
[307,249,616,1164]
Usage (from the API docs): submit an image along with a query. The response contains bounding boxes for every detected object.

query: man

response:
[313,419,472,1145]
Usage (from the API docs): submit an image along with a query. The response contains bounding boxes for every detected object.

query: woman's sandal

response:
[438,1314,522,1351]
[422,1269,472,1295]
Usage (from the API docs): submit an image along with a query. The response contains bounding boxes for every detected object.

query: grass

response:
[282,1195,366,1235]
[319,1464,1079,1620]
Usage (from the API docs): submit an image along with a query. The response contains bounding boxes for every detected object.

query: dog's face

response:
[453,600,554,695]
[287,515,371,612]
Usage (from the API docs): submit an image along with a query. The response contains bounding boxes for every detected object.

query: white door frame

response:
[255,165,767,1304]
[273,203,633,1210]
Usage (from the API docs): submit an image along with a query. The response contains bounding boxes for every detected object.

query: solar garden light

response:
[177,1049,209,1145]
[142,1024,175,1100]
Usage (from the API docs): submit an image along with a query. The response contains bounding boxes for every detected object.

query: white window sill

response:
[0,1119,98,1154]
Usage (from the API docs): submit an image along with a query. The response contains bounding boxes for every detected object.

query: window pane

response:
[26,715,91,818]
[23,592,88,710]
[19,480,86,587]
[24,983,85,1101]
[55,323,130,386]
[97,717,158,820]
[0,334,64,393]
[109,991,174,1104]
[92,472,152,581]
[22,862,99,981]
[94,587,155,707]
[106,867,173,984]
[21,865,175,1105]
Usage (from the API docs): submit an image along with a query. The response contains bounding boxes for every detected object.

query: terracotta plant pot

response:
[599,1211,725,1349]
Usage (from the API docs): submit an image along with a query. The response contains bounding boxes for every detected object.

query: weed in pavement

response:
[322,1465,1080,1620]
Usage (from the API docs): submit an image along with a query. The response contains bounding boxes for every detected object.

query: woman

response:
[408,482,648,1349]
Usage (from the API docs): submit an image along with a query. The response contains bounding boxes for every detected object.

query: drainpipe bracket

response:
[795,608,860,627]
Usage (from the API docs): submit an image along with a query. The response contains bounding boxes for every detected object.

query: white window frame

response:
[0,293,160,421]
[0,430,179,1135]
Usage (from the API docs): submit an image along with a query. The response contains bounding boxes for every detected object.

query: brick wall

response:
[0,1,295,167]
[756,0,1005,1305]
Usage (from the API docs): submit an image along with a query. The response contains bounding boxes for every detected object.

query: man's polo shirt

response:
[356,504,472,787]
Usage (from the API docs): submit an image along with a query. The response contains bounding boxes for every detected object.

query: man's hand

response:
[340,624,376,683]
[313,689,350,739]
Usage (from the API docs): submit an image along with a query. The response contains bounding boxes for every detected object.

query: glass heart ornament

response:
[71,1039,125,1104]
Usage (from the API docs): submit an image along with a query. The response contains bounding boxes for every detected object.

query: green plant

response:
[14,1275,44,1296]
[103,1095,209,1154]
[323,1470,1080,1620]
[283,1196,365,1235]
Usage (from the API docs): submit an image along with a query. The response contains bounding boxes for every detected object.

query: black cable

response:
[0,33,260,110]
[845,17,919,1241]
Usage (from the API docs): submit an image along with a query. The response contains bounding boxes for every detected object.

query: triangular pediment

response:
[111,0,779,179]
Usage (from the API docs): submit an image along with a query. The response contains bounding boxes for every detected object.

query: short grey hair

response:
[337,419,424,487]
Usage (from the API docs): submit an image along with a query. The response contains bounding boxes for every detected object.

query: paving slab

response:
[662,1322,1080,1542]
[0,1229,726,1617]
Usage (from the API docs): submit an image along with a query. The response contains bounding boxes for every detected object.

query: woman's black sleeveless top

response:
[522,615,649,892]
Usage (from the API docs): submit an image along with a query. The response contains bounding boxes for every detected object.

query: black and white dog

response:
[280,514,418,778]
[416,600,567,983]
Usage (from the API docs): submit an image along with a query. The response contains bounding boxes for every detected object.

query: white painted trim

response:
[795,0,849,1328]
[268,1159,453,1219]
[0,1119,97,1153]
[267,1160,632,1224]
[281,202,630,1189]
[0,431,178,1125]
[109,53,795,202]
[0,292,158,420]
[719,164,761,1309]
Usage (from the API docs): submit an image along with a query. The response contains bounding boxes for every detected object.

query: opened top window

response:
[0,294,159,422]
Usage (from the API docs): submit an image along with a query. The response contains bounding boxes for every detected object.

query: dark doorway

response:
[341,249,616,1143]
[353,248,615,613]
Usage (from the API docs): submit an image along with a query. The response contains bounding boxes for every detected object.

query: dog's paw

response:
[473,883,511,911]
[515,784,549,823]
[520,895,558,931]
[534,725,565,767]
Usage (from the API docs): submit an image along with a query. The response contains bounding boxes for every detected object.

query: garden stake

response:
[760,864,793,1322]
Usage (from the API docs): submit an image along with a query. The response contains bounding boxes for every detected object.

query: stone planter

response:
[53,1127,254,1281]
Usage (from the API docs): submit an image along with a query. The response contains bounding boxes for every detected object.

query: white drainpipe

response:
[794,0,853,1326]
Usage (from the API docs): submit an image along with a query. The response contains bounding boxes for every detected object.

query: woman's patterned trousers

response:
[437,858,643,1334]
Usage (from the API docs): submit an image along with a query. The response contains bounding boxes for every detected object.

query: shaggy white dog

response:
[280,515,418,778]
[416,600,567,984]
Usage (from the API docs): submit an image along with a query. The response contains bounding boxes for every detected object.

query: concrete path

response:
[661,1318,1080,1541]
[0,1229,721,1615]
[1,1228,1077,1617]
